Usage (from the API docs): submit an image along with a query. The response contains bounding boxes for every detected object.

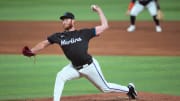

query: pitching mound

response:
[7,92,180,101]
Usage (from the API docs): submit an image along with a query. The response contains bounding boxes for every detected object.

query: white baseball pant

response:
[53,58,129,101]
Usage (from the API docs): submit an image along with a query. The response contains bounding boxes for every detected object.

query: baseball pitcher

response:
[126,0,163,32]
[22,5,137,101]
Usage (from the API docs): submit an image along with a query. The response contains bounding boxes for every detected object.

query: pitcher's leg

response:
[53,64,80,101]
[79,58,129,93]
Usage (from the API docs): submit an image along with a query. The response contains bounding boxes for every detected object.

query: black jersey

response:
[132,0,154,6]
[47,28,96,66]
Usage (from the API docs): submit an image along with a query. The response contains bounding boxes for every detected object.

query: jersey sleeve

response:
[47,33,59,44]
[81,28,96,40]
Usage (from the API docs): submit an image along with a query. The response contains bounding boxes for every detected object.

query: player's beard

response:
[64,24,73,30]
[63,20,73,31]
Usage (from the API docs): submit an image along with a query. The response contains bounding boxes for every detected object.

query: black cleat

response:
[127,83,137,99]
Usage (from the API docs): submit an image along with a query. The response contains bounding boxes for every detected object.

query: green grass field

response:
[0,55,180,100]
[0,0,179,21]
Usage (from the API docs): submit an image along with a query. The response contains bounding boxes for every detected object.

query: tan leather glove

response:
[157,10,164,20]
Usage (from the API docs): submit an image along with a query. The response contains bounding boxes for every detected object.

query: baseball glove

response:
[157,10,164,20]
[22,46,35,57]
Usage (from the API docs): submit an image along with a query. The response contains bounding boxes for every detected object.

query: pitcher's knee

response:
[56,72,67,82]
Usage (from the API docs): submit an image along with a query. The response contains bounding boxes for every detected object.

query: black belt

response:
[74,60,93,70]
[139,1,151,6]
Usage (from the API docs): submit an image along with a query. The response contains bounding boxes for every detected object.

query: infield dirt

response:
[0,21,180,101]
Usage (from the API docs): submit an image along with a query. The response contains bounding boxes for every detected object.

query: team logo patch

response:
[61,37,82,46]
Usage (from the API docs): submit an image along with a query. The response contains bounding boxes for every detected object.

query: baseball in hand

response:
[91,4,97,11]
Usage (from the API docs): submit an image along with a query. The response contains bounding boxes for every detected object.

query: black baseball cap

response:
[60,12,75,20]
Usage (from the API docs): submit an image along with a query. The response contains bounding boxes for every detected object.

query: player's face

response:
[62,18,74,30]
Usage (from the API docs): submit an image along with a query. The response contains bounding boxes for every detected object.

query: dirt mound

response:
[0,21,180,55]
[7,92,180,101]
[61,92,180,101]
